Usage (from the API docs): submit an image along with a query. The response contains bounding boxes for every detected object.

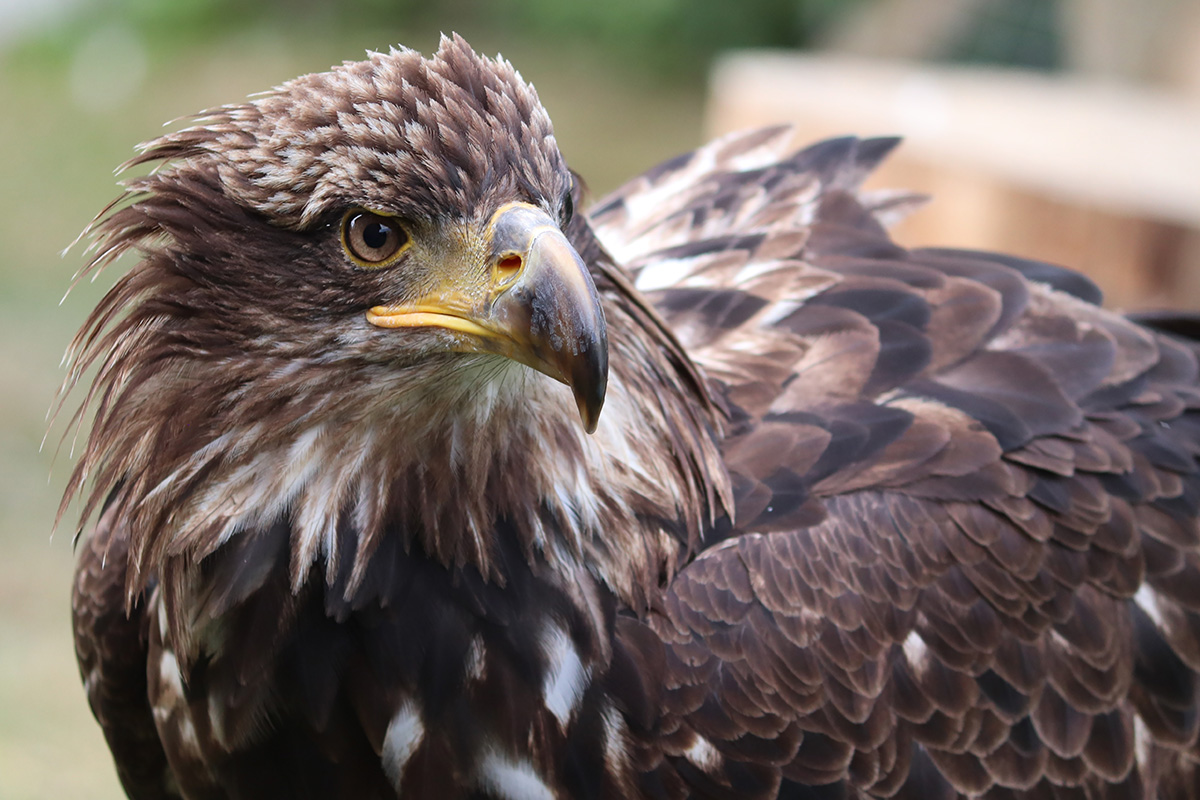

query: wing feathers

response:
[629,131,1200,795]
[75,114,1200,797]
[72,505,180,800]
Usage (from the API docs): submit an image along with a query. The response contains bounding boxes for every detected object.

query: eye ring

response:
[341,210,411,267]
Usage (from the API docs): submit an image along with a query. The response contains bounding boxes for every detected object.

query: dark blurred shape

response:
[1127,310,1200,342]
[939,0,1064,71]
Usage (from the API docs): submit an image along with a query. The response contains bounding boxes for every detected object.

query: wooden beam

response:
[708,54,1200,227]
[707,53,1200,308]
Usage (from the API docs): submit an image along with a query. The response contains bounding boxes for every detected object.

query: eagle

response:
[66,34,1200,800]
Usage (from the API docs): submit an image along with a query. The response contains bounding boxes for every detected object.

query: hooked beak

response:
[366,202,608,432]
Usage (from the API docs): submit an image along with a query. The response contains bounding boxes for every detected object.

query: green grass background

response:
[0,24,707,799]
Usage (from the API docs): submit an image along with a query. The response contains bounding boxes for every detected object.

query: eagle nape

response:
[66,32,1200,800]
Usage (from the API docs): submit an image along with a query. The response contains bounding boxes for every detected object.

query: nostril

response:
[496,254,523,282]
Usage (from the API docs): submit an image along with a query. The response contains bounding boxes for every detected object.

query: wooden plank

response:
[708,54,1200,228]
[706,53,1200,308]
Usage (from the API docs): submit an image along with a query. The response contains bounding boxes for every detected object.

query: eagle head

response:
[62,34,724,626]
[104,32,604,429]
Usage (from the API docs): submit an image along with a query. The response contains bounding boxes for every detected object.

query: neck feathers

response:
[63,263,729,650]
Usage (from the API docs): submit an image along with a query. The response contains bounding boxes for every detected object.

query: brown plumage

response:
[65,35,1200,800]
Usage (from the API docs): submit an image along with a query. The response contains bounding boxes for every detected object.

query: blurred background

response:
[1,1,1197,797]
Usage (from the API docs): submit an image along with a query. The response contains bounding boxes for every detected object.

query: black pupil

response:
[362,220,392,250]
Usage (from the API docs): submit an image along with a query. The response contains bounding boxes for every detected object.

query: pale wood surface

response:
[707,53,1200,308]
[709,54,1200,226]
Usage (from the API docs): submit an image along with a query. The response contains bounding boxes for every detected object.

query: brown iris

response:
[342,210,410,266]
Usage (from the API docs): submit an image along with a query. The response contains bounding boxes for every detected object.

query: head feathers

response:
[126,33,570,227]
[59,36,725,644]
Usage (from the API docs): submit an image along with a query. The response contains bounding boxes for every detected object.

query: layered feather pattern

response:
[595,127,1200,798]
[68,37,1200,800]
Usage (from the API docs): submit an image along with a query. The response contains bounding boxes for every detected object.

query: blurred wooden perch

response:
[708,53,1200,309]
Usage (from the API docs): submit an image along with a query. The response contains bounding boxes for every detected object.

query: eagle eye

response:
[342,210,410,267]
[561,186,574,227]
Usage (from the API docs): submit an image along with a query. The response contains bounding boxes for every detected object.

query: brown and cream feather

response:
[66,34,1200,800]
